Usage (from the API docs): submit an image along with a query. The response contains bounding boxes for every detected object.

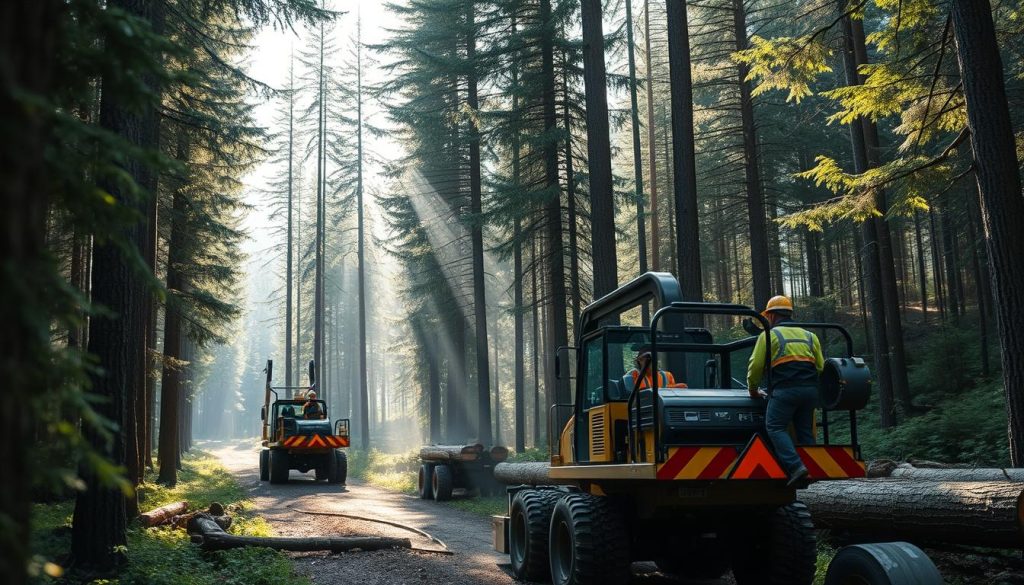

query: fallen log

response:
[139,501,189,527]
[886,464,1024,483]
[494,462,554,485]
[488,446,509,463]
[800,479,1024,549]
[419,445,481,462]
[188,514,411,553]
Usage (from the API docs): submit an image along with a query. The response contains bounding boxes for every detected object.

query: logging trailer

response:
[259,359,350,485]
[493,272,941,585]
[416,443,509,501]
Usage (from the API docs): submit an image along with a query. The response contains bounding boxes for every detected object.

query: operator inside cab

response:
[627,344,687,390]
[302,391,324,420]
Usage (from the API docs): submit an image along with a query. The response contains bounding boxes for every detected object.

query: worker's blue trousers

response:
[765,385,818,475]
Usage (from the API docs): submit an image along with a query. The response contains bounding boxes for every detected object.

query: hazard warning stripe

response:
[728,435,787,480]
[797,446,865,479]
[656,447,739,480]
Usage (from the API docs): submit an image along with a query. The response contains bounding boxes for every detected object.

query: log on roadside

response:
[886,464,1024,483]
[139,501,189,527]
[187,514,411,553]
[419,445,481,462]
[800,479,1024,548]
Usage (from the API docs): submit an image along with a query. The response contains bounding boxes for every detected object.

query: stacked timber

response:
[139,501,189,527]
[419,444,484,462]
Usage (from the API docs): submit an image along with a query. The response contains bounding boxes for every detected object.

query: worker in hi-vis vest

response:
[746,295,824,486]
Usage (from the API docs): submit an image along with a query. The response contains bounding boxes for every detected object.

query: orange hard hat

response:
[761,295,794,318]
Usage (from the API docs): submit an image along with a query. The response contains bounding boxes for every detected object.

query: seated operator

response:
[627,344,687,390]
[302,391,325,419]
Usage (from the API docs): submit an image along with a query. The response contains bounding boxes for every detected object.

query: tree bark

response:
[800,479,1024,548]
[579,0,619,297]
[732,0,770,309]
[951,0,1024,465]
[644,0,660,272]
[0,3,61,581]
[885,464,1024,483]
[840,10,895,428]
[466,2,492,445]
[625,0,649,317]
[667,0,703,303]
[419,444,482,462]
[542,0,570,409]
[494,462,558,485]
[355,20,370,450]
[188,515,410,552]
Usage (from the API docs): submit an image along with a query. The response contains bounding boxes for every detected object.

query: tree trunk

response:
[542,0,570,409]
[562,46,582,328]
[285,57,295,390]
[732,0,770,309]
[939,202,961,325]
[531,236,542,447]
[884,464,1024,482]
[950,0,1024,465]
[0,3,61,581]
[913,211,929,322]
[355,21,370,450]
[72,0,161,569]
[625,0,649,319]
[466,3,492,445]
[139,501,189,527]
[644,0,660,273]
[494,462,557,485]
[189,515,410,553]
[840,10,895,428]
[800,479,1024,548]
[579,0,619,297]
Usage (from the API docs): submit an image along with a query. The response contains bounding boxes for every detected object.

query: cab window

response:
[582,338,604,410]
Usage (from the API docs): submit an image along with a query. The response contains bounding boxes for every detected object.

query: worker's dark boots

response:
[786,465,808,487]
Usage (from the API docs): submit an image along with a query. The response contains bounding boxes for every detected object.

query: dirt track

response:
[205,440,718,585]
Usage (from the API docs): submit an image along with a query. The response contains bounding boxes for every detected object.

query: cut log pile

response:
[419,444,510,464]
[419,444,484,462]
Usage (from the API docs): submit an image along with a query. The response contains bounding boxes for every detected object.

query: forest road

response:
[207,440,731,585]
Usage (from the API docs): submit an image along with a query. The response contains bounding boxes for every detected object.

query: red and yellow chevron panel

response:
[728,435,787,480]
[657,446,739,480]
[281,434,349,449]
[797,446,865,479]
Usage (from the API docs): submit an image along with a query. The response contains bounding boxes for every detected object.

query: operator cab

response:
[269,399,331,441]
[573,324,766,464]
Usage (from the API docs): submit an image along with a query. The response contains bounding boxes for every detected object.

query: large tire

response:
[315,464,327,481]
[269,449,290,484]
[824,542,942,585]
[548,493,631,585]
[432,464,454,501]
[509,489,560,582]
[259,450,269,481]
[731,501,816,585]
[333,450,348,484]
[324,449,338,483]
[418,463,436,499]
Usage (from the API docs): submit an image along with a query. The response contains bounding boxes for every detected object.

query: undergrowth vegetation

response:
[30,451,306,585]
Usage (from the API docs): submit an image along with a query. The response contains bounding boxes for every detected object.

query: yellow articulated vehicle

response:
[493,272,941,585]
[259,360,350,485]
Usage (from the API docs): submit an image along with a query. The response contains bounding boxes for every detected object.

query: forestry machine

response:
[259,359,349,485]
[493,272,938,585]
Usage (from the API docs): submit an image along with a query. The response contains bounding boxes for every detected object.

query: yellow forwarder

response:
[493,272,942,585]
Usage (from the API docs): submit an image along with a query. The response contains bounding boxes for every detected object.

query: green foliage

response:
[509,447,548,462]
[814,543,837,585]
[734,35,833,103]
[29,452,307,585]
[444,497,506,517]
[347,449,419,494]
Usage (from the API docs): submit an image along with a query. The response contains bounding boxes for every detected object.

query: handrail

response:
[646,303,772,463]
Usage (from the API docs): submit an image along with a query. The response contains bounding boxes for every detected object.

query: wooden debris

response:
[885,463,1024,482]
[187,513,411,553]
[800,479,1024,548]
[139,501,189,527]
[419,444,482,462]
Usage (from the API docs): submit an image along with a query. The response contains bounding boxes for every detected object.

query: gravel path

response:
[205,440,723,585]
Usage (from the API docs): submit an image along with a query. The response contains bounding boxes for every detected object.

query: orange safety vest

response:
[630,369,675,389]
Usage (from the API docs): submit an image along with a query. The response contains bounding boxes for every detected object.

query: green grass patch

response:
[442,496,506,517]
[30,451,307,585]
[814,543,836,585]
[347,449,419,494]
